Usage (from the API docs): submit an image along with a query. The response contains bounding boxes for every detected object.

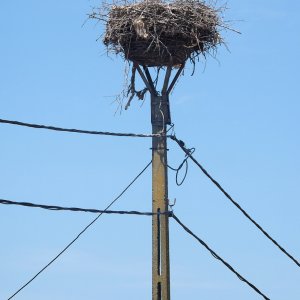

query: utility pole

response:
[135,64,184,300]
[151,93,170,300]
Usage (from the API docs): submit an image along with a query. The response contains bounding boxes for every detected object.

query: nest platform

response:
[98,0,222,67]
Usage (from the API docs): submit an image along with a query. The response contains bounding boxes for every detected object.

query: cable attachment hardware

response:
[168,198,176,213]
[167,123,175,135]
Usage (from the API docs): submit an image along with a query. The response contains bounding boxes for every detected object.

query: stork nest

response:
[90,0,226,67]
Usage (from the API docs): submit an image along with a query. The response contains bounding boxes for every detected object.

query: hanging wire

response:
[168,147,195,186]
[0,118,161,138]
[171,135,300,268]
[0,198,170,216]
[172,214,270,300]
[6,161,152,300]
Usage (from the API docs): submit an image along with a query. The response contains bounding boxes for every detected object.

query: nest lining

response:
[92,0,224,67]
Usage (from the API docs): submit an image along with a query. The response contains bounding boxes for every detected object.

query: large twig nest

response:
[90,0,225,67]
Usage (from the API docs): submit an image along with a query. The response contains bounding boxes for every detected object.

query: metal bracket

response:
[135,63,184,97]
[167,64,184,95]
[135,63,185,126]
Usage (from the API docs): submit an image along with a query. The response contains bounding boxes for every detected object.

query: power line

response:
[171,135,300,268]
[172,214,271,300]
[0,118,163,138]
[6,161,152,300]
[0,198,170,216]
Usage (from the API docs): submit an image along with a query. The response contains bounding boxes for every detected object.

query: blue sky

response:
[0,0,299,299]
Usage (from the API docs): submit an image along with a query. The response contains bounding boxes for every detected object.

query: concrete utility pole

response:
[135,64,184,300]
[151,94,171,300]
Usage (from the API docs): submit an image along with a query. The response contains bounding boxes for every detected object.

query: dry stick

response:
[91,0,224,67]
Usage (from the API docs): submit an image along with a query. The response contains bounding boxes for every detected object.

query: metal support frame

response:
[167,65,184,95]
[135,64,184,300]
[135,64,184,98]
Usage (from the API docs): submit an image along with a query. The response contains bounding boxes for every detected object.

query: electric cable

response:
[172,213,270,300]
[0,198,169,216]
[171,135,300,268]
[168,147,195,186]
[0,118,161,138]
[6,161,152,300]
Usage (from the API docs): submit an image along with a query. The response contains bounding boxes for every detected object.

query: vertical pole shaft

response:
[152,94,170,300]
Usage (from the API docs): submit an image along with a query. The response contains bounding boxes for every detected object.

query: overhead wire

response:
[0,118,162,138]
[170,135,300,268]
[172,213,270,300]
[6,161,152,300]
[2,116,298,295]
[0,198,170,216]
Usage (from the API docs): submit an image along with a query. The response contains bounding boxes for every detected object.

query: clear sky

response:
[0,0,299,299]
